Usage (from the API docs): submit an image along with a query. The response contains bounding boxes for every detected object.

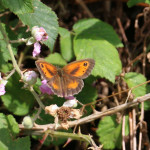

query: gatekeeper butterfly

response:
[35,59,95,97]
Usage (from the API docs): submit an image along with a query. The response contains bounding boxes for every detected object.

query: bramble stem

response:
[0,22,45,110]
[0,23,22,76]
[30,86,45,109]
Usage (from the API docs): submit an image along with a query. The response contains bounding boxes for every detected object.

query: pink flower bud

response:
[23,71,37,85]
[31,26,48,42]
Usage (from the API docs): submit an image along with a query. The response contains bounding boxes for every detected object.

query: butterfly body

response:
[36,59,95,97]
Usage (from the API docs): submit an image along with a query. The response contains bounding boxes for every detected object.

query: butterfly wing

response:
[47,74,83,97]
[35,60,57,80]
[63,59,95,79]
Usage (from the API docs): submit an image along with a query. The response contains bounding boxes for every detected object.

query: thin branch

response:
[132,108,137,150]
[129,111,133,150]
[19,93,150,131]
[30,86,45,110]
[76,0,94,18]
[138,102,144,150]
[122,114,126,150]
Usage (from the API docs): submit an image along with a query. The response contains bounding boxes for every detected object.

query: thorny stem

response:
[0,22,45,110]
[32,107,42,122]
[10,38,27,43]
[45,130,98,148]
[0,23,22,76]
[4,68,16,80]
[19,93,150,131]
[30,86,45,110]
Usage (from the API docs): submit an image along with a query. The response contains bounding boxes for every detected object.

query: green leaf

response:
[96,115,129,149]
[124,72,146,98]
[7,115,19,137]
[1,73,35,115]
[0,113,19,137]
[74,38,122,83]
[0,128,30,150]
[73,18,123,47]
[127,0,150,7]
[0,141,8,150]
[141,85,150,110]
[59,27,74,61]
[0,0,34,14]
[18,0,58,51]
[45,53,67,67]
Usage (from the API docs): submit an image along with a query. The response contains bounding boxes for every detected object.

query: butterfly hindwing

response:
[63,59,95,79]
[48,74,84,97]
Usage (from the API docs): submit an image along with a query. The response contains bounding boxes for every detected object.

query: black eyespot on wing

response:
[83,62,87,66]
[41,64,44,68]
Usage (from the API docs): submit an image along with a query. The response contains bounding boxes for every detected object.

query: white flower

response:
[63,99,78,108]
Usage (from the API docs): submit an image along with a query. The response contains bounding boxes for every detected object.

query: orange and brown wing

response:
[35,60,57,80]
[64,76,84,97]
[48,74,84,97]
[63,59,95,79]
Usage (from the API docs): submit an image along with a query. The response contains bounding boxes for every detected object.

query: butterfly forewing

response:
[63,59,95,79]
[35,60,57,80]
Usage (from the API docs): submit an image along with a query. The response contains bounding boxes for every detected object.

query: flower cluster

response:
[0,73,7,96]
[31,26,48,57]
[27,26,48,57]
[45,99,81,129]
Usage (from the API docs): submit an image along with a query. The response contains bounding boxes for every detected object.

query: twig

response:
[132,108,137,150]
[10,38,27,43]
[76,0,94,18]
[138,102,144,150]
[116,17,128,44]
[19,93,150,131]
[87,80,150,106]
[32,107,42,122]
[30,86,45,110]
[4,68,16,80]
[143,39,147,75]
[129,111,133,150]
[122,114,126,150]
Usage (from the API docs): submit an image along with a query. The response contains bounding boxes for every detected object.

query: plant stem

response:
[0,22,45,110]
[0,23,22,76]
[30,86,45,109]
